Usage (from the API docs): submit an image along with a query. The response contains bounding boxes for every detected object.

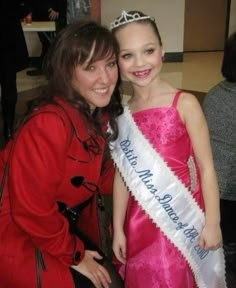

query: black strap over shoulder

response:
[0,136,18,205]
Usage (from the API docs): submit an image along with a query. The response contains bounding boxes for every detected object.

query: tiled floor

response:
[161,51,223,93]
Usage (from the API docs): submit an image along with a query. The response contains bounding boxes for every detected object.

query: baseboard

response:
[164,52,183,62]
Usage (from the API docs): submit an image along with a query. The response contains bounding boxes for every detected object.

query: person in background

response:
[0,0,29,141]
[109,10,226,288]
[67,0,91,25]
[0,20,123,288]
[203,31,236,288]
[27,0,67,76]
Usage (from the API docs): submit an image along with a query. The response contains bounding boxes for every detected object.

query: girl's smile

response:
[132,69,152,78]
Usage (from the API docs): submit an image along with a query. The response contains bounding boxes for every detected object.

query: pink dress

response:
[123,92,203,287]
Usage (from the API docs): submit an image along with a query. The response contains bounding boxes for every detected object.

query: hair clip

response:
[109,10,153,30]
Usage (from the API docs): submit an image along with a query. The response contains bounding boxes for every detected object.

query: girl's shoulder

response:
[176,91,202,110]
[174,91,203,124]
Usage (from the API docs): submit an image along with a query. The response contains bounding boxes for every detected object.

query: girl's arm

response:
[178,92,222,249]
[112,168,129,263]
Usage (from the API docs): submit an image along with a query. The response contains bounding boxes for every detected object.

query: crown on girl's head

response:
[109,10,153,30]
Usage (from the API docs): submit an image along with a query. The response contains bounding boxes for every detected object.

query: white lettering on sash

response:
[120,138,204,253]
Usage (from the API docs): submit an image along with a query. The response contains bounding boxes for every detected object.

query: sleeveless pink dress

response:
[123,92,203,287]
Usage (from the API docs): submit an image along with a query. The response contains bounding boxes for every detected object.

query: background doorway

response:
[184,0,230,51]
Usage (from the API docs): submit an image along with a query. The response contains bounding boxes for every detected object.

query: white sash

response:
[110,106,226,288]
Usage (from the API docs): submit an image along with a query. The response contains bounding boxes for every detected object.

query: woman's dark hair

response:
[111,10,162,46]
[221,31,236,82]
[24,20,123,142]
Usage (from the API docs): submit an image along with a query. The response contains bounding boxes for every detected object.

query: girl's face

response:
[72,54,118,110]
[115,22,163,88]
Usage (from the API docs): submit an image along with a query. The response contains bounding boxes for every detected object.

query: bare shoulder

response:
[178,91,201,107]
[177,91,204,122]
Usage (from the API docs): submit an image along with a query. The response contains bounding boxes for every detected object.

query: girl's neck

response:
[131,78,170,100]
[128,79,177,112]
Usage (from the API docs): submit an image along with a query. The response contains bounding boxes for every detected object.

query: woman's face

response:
[72,54,118,110]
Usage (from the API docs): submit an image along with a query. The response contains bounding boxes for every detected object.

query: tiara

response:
[109,10,152,30]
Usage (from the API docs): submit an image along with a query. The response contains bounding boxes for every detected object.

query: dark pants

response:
[69,258,124,288]
[0,56,17,130]
[37,31,51,69]
[220,199,236,288]
[70,268,94,288]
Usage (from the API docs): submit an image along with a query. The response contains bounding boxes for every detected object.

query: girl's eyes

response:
[120,48,156,59]
[120,53,132,59]
[145,48,155,54]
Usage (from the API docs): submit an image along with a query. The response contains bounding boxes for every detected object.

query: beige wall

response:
[101,0,185,53]
[25,0,236,57]
[229,0,236,35]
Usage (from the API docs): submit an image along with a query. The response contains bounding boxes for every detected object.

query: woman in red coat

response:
[0,20,123,288]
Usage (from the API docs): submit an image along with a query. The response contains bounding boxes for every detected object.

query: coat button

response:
[72,251,81,265]
[71,176,84,187]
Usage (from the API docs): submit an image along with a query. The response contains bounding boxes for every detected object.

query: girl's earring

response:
[162,50,165,62]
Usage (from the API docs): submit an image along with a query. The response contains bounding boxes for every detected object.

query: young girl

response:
[110,10,226,288]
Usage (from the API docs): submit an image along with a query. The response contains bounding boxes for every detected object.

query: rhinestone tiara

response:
[109,10,152,30]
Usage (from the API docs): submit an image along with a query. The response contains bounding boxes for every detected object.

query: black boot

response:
[224,242,236,288]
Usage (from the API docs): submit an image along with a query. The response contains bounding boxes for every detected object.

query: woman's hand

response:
[199,223,222,250]
[71,250,111,288]
[48,8,59,20]
[112,230,126,264]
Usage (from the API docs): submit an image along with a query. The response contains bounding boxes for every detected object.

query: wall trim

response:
[164,52,183,62]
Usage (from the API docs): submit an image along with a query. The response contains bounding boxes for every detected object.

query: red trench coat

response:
[0,98,114,287]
